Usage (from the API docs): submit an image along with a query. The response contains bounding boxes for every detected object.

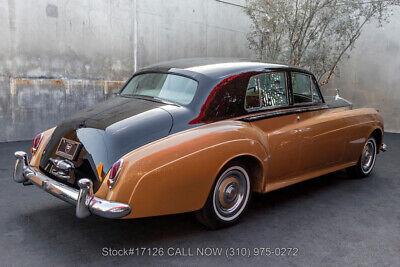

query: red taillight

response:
[31,133,44,154]
[107,159,123,189]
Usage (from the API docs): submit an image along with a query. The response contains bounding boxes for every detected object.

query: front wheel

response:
[347,136,377,178]
[195,162,252,229]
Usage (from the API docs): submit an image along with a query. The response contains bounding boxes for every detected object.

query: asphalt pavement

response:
[0,133,399,266]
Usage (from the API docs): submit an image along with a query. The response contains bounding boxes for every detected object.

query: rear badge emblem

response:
[65,143,72,153]
[56,138,81,161]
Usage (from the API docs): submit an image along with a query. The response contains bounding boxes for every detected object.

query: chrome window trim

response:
[239,104,329,122]
[244,70,327,117]
[310,76,324,103]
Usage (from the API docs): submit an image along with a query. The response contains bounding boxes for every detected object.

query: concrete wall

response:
[327,7,400,133]
[2,1,399,142]
[0,0,252,142]
[137,0,250,66]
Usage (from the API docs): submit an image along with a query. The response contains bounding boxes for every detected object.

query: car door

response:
[244,71,304,189]
[291,72,347,173]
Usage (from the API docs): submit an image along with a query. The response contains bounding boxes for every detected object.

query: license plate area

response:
[56,138,81,160]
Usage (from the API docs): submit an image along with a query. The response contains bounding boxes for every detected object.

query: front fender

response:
[96,120,267,219]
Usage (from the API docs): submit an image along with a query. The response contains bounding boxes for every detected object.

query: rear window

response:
[121,73,198,105]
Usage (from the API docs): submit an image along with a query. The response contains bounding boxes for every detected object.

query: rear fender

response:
[97,121,267,219]
[29,127,56,167]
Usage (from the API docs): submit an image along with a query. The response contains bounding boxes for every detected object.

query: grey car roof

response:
[139,58,312,80]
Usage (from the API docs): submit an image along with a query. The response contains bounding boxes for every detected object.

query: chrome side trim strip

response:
[239,105,329,122]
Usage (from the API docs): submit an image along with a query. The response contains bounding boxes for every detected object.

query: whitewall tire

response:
[196,161,252,229]
[347,136,377,178]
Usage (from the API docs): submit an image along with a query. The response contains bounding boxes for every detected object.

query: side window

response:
[245,72,288,110]
[292,73,312,104]
[245,75,260,109]
[311,77,322,103]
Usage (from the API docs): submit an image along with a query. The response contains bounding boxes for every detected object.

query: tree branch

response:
[320,12,374,86]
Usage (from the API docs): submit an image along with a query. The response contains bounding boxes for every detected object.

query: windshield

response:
[120,73,198,105]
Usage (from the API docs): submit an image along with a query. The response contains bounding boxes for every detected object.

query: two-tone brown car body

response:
[14,59,386,228]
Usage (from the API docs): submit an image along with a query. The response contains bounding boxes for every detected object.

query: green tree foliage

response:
[246,0,400,85]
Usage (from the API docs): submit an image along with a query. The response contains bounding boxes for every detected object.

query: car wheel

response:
[347,136,377,178]
[195,161,252,229]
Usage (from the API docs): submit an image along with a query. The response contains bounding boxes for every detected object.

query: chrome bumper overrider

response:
[13,151,131,219]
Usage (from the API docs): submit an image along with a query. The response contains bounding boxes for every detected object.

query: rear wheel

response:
[347,136,377,178]
[196,161,252,229]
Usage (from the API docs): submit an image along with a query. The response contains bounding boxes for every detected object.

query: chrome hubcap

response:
[213,166,249,221]
[218,177,242,212]
[361,139,376,173]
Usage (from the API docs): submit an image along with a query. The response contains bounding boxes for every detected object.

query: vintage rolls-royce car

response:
[14,58,386,229]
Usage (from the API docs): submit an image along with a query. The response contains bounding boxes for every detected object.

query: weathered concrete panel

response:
[1,0,135,80]
[1,78,124,141]
[1,0,254,142]
[137,0,251,66]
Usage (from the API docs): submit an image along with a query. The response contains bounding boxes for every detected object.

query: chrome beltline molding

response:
[239,105,330,122]
[13,151,131,219]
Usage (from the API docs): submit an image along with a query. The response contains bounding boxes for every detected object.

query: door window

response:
[311,78,323,103]
[292,73,312,104]
[291,73,323,104]
[245,72,288,110]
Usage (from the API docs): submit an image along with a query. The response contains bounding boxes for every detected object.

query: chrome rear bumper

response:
[13,151,131,219]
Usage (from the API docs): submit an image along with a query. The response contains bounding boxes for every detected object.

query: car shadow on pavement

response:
[7,170,350,260]
[249,170,349,212]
